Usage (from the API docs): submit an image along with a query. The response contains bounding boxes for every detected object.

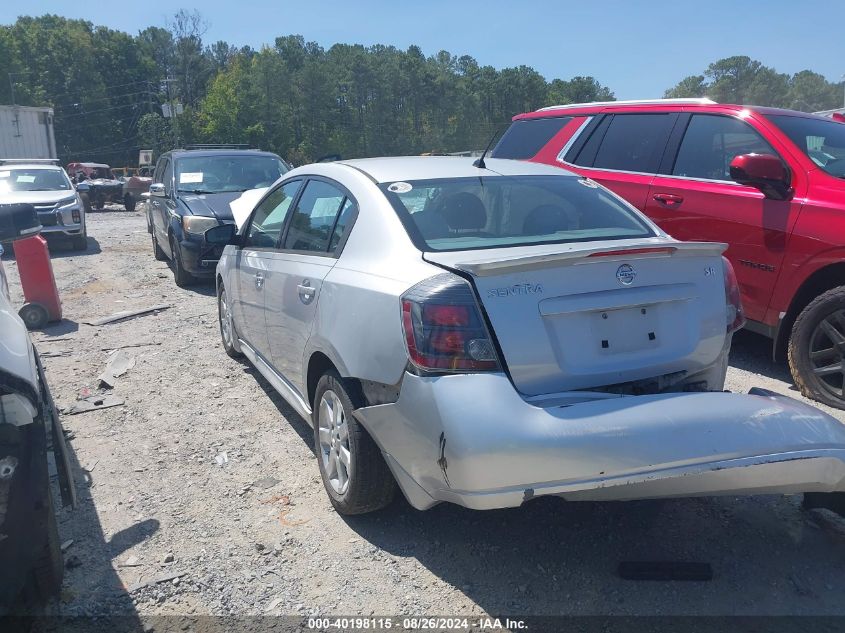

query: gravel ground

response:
[4,208,845,619]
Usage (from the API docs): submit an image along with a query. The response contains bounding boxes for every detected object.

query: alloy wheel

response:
[808,309,845,398]
[219,289,234,348]
[318,389,351,494]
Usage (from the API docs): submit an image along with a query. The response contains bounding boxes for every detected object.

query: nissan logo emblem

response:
[616,264,636,285]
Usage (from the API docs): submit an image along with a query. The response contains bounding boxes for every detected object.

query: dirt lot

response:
[5,209,845,620]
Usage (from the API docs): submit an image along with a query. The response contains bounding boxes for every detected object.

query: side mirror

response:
[729,153,792,201]
[0,203,42,243]
[149,183,167,198]
[205,223,239,246]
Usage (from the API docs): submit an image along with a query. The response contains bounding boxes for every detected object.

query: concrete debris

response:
[66,394,125,415]
[120,555,141,567]
[253,476,279,490]
[84,304,171,326]
[214,452,228,466]
[60,539,74,552]
[97,349,137,388]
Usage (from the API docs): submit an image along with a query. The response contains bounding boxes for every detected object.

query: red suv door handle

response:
[653,193,684,206]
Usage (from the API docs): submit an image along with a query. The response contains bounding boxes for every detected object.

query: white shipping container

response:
[0,105,57,159]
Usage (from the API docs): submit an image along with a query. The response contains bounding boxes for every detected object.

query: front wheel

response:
[313,371,396,515]
[170,236,196,287]
[151,232,166,261]
[217,285,242,358]
[70,230,87,251]
[788,286,845,410]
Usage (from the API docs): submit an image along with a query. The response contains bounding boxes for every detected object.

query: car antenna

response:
[473,127,503,169]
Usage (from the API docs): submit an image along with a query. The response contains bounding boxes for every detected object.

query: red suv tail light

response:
[723,257,745,333]
[401,274,501,372]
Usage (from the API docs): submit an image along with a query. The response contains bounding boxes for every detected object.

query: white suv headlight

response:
[56,196,79,211]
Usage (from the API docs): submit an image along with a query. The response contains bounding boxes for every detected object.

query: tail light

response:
[401,273,500,372]
[723,257,745,333]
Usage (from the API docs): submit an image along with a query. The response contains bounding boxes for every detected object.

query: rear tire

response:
[170,236,196,287]
[788,286,845,410]
[313,371,396,515]
[124,194,136,212]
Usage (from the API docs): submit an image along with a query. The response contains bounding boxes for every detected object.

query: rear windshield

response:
[767,114,845,178]
[381,175,655,252]
[491,117,572,160]
[0,168,71,192]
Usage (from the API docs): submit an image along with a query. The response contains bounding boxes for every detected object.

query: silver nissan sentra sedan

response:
[208,156,845,515]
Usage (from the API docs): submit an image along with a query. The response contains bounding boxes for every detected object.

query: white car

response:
[210,156,845,515]
[0,159,87,251]
[0,203,74,608]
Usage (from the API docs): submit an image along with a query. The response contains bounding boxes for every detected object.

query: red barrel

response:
[14,235,62,328]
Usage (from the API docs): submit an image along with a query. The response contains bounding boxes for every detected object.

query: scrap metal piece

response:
[83,304,170,326]
[97,350,136,388]
[65,394,124,415]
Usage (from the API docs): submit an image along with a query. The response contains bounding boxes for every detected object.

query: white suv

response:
[0,204,74,609]
[0,159,87,251]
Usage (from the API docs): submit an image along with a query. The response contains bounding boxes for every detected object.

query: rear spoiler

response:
[425,240,727,277]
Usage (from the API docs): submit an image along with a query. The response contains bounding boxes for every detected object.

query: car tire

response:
[25,484,63,605]
[788,286,845,410]
[170,236,196,287]
[217,285,242,358]
[312,371,396,515]
[71,231,87,251]
[151,232,166,261]
[19,303,50,330]
[124,194,136,212]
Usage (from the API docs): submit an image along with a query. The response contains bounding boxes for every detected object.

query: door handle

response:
[297,280,315,304]
[254,271,265,290]
[652,193,684,206]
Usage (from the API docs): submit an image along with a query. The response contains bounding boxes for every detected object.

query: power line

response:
[52,90,159,110]
[42,80,152,102]
[54,99,155,120]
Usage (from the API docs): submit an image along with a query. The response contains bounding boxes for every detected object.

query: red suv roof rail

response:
[536,97,717,112]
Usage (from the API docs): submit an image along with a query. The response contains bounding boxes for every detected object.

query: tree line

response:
[1,13,842,167]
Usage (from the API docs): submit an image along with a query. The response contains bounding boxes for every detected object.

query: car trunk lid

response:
[424,238,729,395]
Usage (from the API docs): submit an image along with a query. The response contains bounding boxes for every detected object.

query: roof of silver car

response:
[336,156,575,184]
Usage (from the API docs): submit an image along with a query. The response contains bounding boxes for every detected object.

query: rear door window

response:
[577,114,675,173]
[672,114,778,181]
[283,180,347,253]
[491,117,573,160]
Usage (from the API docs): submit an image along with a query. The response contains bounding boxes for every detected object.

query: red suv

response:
[494,98,845,409]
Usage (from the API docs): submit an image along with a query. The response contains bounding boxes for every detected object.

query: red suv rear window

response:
[491,117,572,160]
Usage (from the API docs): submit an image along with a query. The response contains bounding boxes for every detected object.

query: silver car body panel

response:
[217,156,845,510]
[355,373,845,510]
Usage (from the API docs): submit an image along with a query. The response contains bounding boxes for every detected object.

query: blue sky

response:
[4,0,844,100]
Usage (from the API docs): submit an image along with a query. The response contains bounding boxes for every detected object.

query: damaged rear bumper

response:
[354,373,845,511]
